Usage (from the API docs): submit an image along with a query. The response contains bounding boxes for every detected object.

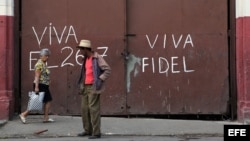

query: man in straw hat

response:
[76,39,111,139]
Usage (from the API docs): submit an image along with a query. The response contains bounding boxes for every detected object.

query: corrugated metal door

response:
[126,0,229,115]
[21,0,126,115]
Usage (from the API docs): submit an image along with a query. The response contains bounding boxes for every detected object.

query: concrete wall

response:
[236,0,250,122]
[0,0,14,120]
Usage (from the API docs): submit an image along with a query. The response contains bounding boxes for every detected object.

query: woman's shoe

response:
[19,114,26,124]
[43,118,54,123]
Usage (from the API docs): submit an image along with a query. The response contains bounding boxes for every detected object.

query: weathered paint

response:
[21,0,232,116]
[126,0,229,115]
[21,0,126,115]
[236,0,250,122]
[126,54,141,93]
[0,0,14,120]
[0,0,14,16]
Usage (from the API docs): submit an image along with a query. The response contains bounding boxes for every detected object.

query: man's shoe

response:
[77,132,91,137]
[88,135,101,139]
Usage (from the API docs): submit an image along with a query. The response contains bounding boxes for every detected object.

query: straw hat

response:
[77,40,91,49]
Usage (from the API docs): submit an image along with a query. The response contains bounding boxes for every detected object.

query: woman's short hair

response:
[40,48,51,56]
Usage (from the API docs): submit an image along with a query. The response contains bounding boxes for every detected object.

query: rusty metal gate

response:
[21,0,231,116]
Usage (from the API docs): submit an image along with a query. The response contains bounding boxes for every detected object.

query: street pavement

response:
[0,114,242,139]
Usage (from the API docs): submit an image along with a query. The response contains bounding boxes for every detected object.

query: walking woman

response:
[19,48,54,124]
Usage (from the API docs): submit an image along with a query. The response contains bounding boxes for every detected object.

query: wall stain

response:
[126,54,141,93]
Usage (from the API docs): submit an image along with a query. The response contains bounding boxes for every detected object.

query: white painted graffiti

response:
[146,34,194,49]
[29,47,108,71]
[32,23,78,46]
[29,23,194,74]
[140,34,195,74]
[142,56,194,74]
[29,23,108,71]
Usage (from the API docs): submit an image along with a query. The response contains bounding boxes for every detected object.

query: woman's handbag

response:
[27,91,45,112]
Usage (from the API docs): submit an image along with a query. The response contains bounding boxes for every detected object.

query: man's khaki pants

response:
[81,85,101,135]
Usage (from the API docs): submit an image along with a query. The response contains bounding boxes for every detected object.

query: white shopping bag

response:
[27,91,45,112]
[38,92,45,102]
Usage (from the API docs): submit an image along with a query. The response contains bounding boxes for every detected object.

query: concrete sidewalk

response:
[0,115,242,138]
